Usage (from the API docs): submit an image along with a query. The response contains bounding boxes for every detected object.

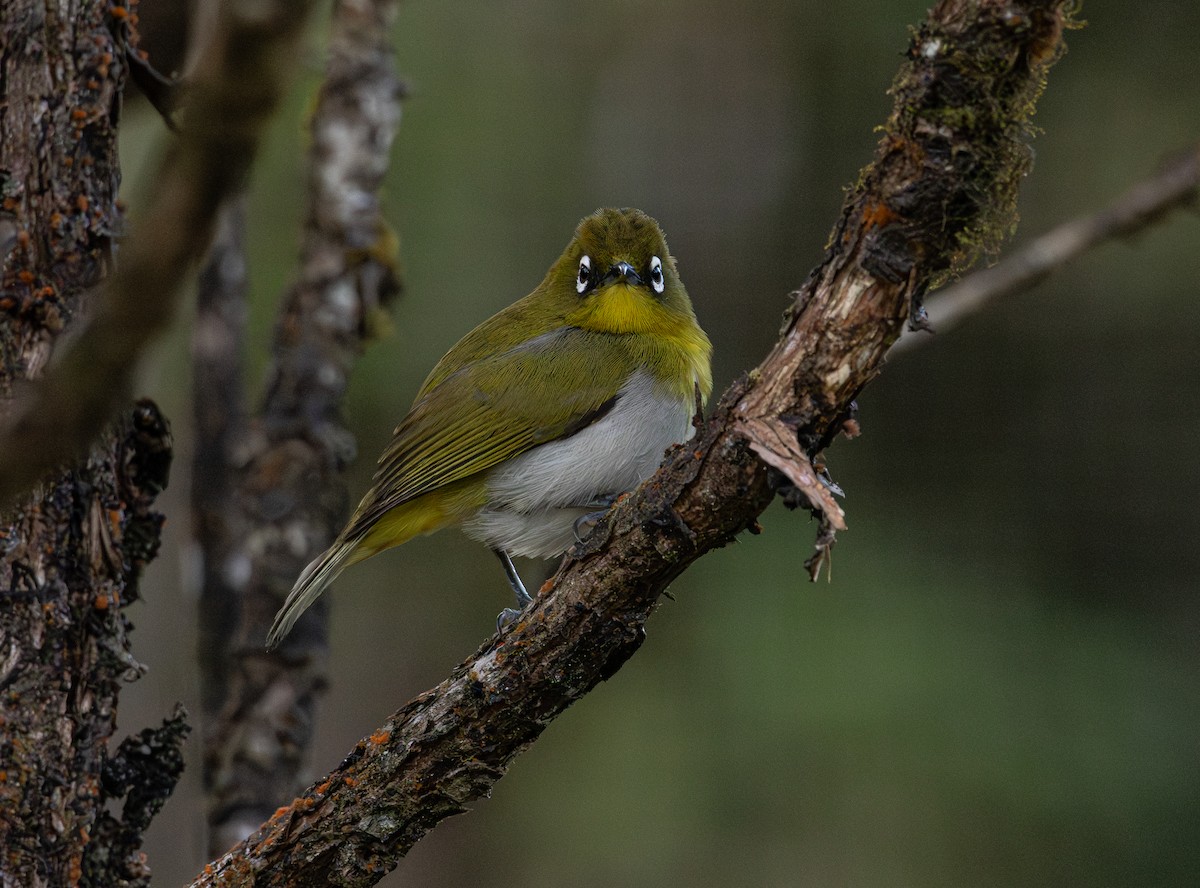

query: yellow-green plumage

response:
[266,208,711,649]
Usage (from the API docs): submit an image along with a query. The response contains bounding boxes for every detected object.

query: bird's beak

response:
[602,261,643,287]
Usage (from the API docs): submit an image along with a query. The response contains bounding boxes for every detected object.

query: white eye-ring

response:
[649,256,665,294]
[576,255,592,294]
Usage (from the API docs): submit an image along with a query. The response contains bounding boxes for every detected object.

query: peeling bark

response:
[187,2,1078,886]
[0,401,179,888]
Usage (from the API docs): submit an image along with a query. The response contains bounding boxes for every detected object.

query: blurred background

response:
[118,1,1199,885]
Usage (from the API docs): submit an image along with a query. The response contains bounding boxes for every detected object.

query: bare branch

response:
[187,2,1078,885]
[0,0,318,509]
[194,0,404,857]
[893,143,1200,352]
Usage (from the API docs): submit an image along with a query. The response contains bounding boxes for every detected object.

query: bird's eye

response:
[576,255,592,294]
[649,256,665,294]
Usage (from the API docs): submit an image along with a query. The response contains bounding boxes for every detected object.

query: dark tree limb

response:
[1,2,317,883]
[0,0,318,509]
[893,142,1200,352]
[194,0,403,857]
[0,3,183,886]
[187,2,1077,886]
[0,400,179,888]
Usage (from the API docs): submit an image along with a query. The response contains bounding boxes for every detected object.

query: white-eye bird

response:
[266,208,712,649]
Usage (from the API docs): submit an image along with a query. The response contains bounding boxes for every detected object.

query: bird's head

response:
[544,207,699,337]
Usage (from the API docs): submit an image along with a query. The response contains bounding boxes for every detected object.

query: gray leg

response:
[494,548,532,629]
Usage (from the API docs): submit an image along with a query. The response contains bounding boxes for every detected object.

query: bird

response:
[266,207,712,649]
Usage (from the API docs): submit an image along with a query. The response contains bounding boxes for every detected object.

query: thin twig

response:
[188,2,1078,885]
[893,144,1200,352]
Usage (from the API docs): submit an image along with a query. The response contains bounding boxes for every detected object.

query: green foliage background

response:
[121,1,1199,884]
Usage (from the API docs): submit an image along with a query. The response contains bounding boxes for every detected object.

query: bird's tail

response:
[266,537,361,650]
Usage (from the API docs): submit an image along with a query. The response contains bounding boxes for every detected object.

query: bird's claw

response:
[573,510,606,543]
[496,606,524,631]
[573,492,619,542]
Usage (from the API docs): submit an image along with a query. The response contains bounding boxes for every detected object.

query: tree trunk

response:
[194,0,403,856]
[0,2,184,886]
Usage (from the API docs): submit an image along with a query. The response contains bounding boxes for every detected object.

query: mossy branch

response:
[892,142,1200,350]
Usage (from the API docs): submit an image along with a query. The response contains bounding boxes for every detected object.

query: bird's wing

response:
[345,328,629,537]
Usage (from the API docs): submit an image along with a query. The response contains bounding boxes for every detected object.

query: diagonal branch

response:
[189,2,1077,885]
[0,0,318,509]
[892,142,1200,352]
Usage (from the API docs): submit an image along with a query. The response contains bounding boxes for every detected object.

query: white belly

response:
[462,370,694,558]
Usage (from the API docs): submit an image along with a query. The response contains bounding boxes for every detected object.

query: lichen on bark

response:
[0,3,186,886]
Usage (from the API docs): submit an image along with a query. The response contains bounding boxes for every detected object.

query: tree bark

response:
[0,3,182,886]
[1,0,319,883]
[187,2,1078,886]
[0,0,318,509]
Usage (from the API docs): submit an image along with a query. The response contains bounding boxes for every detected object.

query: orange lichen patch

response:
[861,198,901,230]
[204,864,214,875]
[75,195,89,212]
[538,578,554,595]
[93,594,109,611]
[343,776,358,787]
[109,5,129,18]
[71,108,88,121]
[369,729,391,745]
[17,271,34,284]
[314,779,332,794]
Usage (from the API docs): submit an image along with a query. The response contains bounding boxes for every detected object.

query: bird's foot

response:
[572,493,619,542]
[496,606,524,631]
